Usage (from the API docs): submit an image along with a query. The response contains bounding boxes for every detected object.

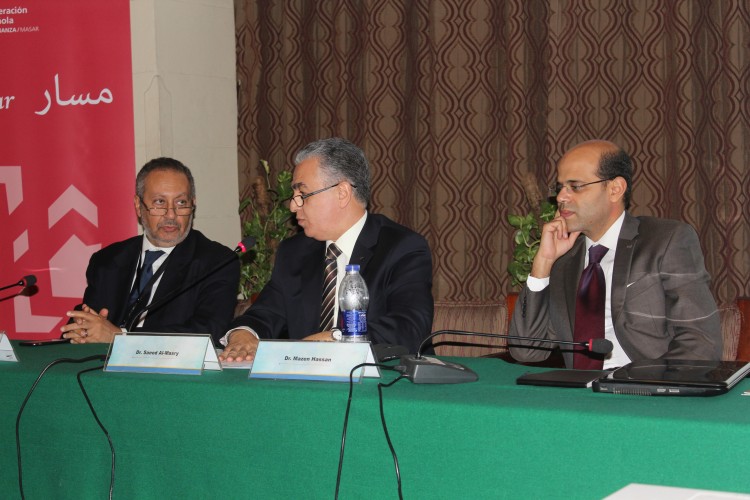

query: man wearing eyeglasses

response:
[220,137,433,362]
[509,140,722,368]
[61,157,239,345]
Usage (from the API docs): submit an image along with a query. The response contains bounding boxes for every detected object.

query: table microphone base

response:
[398,355,479,384]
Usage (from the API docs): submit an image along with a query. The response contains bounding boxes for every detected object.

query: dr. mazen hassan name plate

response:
[250,340,379,382]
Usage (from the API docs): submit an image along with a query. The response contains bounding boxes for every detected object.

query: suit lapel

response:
[611,213,639,325]
[113,237,144,325]
[300,240,326,330]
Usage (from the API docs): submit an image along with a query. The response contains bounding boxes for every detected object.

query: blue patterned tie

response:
[127,250,165,309]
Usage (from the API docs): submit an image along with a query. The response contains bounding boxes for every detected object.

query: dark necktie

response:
[127,250,165,309]
[319,243,342,331]
[573,244,608,370]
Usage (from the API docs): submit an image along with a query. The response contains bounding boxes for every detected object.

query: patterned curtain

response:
[235,0,750,306]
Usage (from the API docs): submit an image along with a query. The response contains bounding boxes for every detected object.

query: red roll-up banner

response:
[0,1,136,339]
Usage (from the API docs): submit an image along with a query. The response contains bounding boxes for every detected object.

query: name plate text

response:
[250,340,379,382]
[105,333,220,375]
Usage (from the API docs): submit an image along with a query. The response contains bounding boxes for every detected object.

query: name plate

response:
[105,333,220,375]
[250,340,380,382]
[0,332,19,363]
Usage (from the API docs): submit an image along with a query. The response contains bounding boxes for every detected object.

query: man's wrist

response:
[222,327,259,346]
[530,259,554,279]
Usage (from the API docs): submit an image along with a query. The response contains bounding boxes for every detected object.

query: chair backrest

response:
[719,304,741,361]
[734,298,750,361]
[431,301,507,357]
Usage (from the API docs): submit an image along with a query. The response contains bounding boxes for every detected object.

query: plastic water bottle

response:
[338,264,369,342]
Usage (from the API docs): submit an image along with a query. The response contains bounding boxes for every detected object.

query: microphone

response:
[235,239,253,253]
[396,329,614,384]
[0,275,37,293]
[124,236,255,332]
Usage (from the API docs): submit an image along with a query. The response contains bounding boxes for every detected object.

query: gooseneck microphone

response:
[396,329,614,384]
[0,275,37,293]
[124,237,255,332]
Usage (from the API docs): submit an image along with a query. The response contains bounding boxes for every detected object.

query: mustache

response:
[158,220,181,228]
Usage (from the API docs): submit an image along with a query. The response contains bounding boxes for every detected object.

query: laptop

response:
[592,359,750,397]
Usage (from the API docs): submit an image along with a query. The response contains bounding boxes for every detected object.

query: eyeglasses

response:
[139,197,195,216]
[288,182,357,208]
[549,178,613,196]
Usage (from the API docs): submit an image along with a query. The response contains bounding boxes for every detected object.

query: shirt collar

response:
[141,235,178,256]
[327,211,367,260]
[585,211,625,252]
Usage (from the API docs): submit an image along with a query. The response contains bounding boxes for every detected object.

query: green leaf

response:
[508,214,524,227]
[237,160,297,298]
[506,184,558,287]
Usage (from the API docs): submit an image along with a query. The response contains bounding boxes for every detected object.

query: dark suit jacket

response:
[77,229,239,345]
[230,213,434,353]
[509,213,722,367]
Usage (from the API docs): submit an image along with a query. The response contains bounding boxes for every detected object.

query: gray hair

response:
[294,138,370,206]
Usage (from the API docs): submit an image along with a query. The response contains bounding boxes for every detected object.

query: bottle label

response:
[342,310,367,337]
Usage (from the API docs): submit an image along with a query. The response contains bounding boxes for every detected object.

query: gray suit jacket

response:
[509,213,722,367]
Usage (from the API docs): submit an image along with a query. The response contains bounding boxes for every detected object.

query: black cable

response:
[378,373,407,500]
[77,365,115,499]
[334,362,404,500]
[15,355,105,500]
[416,329,612,358]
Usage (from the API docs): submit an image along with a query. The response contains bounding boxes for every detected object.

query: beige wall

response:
[130,0,240,248]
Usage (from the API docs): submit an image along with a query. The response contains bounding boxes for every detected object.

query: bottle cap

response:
[345,264,360,272]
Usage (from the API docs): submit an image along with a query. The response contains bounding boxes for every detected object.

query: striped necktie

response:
[127,249,165,310]
[319,243,342,331]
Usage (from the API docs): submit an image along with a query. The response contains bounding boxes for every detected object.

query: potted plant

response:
[237,160,296,302]
[507,171,557,287]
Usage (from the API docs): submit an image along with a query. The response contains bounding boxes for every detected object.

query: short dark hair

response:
[136,157,196,199]
[597,149,633,210]
[294,137,371,206]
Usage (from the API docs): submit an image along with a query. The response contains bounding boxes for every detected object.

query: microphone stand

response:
[0,275,36,293]
[396,329,614,384]
[124,237,255,332]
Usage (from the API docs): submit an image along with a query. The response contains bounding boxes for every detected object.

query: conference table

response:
[2,341,750,499]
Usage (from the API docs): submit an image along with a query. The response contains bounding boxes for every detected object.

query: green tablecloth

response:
[2,341,750,499]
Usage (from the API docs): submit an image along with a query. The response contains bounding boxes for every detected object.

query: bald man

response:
[509,140,722,368]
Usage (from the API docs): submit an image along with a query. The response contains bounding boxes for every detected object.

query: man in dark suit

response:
[219,138,433,362]
[509,140,722,368]
[61,157,239,345]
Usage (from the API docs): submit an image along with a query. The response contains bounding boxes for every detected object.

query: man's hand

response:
[61,304,120,344]
[531,212,581,279]
[219,329,260,362]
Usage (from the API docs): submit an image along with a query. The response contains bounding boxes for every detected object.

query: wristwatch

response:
[331,328,342,341]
